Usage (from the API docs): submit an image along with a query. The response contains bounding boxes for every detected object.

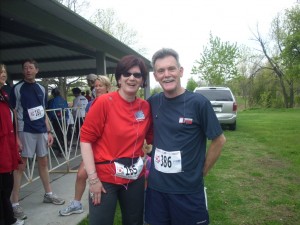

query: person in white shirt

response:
[71,87,88,135]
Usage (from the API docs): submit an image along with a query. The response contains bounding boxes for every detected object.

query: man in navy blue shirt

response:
[145,49,226,225]
[10,59,65,220]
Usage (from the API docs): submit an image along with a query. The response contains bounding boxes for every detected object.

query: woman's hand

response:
[17,136,23,151]
[89,178,106,205]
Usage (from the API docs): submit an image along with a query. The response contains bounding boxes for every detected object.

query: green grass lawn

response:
[207,108,300,225]
[79,108,300,225]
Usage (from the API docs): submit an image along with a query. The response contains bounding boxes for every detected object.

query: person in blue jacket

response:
[47,88,69,156]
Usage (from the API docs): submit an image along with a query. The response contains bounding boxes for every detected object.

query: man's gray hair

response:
[151,48,181,68]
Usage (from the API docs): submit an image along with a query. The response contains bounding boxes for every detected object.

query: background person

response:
[85,90,92,102]
[85,75,111,112]
[47,88,69,157]
[0,64,24,225]
[145,48,226,225]
[10,59,65,221]
[80,55,152,225]
[71,87,88,136]
[59,75,111,216]
[86,73,97,100]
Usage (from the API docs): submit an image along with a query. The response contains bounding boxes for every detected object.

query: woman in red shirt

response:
[80,55,152,225]
[0,64,24,225]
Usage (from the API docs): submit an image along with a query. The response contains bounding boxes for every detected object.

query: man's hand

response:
[48,133,54,147]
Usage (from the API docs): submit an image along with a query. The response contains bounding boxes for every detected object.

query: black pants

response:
[74,117,84,136]
[89,177,145,225]
[52,119,64,152]
[0,172,16,225]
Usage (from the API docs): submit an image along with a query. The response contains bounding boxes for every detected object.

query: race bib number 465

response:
[154,148,182,173]
[28,105,45,121]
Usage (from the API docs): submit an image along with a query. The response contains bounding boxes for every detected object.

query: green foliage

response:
[295,94,300,106]
[280,5,300,80]
[259,91,272,108]
[186,77,198,91]
[150,86,163,96]
[137,88,145,99]
[191,33,240,86]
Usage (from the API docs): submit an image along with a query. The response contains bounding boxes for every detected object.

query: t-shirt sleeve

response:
[199,99,223,140]
[80,97,107,143]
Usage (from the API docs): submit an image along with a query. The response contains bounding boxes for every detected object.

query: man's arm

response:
[203,134,226,176]
[13,109,22,150]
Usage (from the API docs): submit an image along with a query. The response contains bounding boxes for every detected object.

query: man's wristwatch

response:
[47,130,53,135]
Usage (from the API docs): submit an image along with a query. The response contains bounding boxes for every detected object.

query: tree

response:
[53,0,147,98]
[252,5,300,108]
[186,77,198,92]
[191,33,240,86]
[90,8,147,54]
[280,5,300,106]
[55,0,90,15]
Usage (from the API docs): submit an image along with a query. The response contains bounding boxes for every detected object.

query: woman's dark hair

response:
[115,55,148,88]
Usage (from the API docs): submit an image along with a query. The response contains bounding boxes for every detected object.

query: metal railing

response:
[20,107,85,188]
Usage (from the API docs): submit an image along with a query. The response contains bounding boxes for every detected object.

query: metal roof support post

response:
[144,72,151,99]
[96,51,106,75]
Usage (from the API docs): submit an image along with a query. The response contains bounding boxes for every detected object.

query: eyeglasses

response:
[122,72,143,78]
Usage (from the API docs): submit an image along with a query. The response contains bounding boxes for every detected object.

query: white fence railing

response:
[20,107,85,188]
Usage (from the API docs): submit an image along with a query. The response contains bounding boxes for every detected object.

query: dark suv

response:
[194,87,237,130]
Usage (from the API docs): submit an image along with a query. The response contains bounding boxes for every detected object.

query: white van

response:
[194,87,237,130]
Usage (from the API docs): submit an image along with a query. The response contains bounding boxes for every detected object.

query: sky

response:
[86,0,297,88]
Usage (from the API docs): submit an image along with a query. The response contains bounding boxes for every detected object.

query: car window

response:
[195,90,233,101]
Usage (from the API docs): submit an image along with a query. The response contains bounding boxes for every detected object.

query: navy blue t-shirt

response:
[10,80,47,133]
[147,90,223,194]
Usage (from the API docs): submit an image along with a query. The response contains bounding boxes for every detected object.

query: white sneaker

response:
[43,193,65,205]
[59,200,83,216]
[12,219,25,225]
[13,205,27,220]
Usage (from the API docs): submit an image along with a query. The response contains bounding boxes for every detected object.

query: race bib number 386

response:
[154,148,182,173]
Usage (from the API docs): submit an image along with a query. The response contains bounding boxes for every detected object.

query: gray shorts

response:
[18,132,48,158]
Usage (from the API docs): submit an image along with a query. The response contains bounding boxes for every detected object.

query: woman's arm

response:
[80,142,106,205]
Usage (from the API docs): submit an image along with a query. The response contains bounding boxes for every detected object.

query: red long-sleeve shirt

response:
[0,89,19,173]
[80,91,152,184]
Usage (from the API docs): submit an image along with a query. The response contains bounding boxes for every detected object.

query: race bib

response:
[154,148,182,173]
[114,157,144,180]
[28,105,45,121]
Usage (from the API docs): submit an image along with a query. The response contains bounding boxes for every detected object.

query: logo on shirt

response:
[135,110,145,121]
[179,117,193,124]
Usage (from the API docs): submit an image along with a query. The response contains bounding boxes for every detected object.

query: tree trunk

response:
[256,33,290,108]
[277,73,290,108]
[289,80,294,108]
